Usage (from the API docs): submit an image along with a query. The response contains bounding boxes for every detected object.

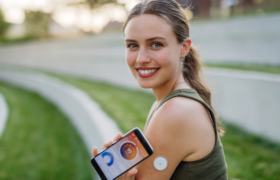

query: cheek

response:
[153,49,177,67]
[126,51,137,68]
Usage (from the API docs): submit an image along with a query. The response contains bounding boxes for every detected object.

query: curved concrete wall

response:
[206,68,280,143]
[191,13,280,65]
[1,63,279,143]
[0,69,121,154]
[9,61,279,142]
[0,93,8,138]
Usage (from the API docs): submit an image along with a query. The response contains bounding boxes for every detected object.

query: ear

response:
[180,38,192,58]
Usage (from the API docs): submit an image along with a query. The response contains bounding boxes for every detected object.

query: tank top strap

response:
[145,89,218,133]
[157,89,202,109]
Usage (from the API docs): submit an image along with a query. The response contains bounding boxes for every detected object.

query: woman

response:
[93,0,228,179]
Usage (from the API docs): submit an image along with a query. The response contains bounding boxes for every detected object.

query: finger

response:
[124,168,137,180]
[115,168,137,180]
[102,141,113,150]
[92,146,98,157]
[113,133,123,142]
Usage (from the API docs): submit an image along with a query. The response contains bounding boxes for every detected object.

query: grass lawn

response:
[221,123,280,180]
[205,63,280,75]
[0,83,93,180]
[52,74,280,180]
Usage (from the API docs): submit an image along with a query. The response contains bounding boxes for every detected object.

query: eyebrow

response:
[125,36,166,42]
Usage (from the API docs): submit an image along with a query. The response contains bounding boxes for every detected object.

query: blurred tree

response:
[176,0,192,8]
[24,10,51,38]
[242,0,254,13]
[210,0,222,18]
[67,0,121,32]
[68,0,119,10]
[177,0,212,19]
[197,0,212,18]
[0,8,10,40]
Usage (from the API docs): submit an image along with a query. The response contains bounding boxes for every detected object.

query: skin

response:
[92,14,215,180]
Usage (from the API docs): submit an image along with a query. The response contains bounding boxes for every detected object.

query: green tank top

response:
[144,89,228,180]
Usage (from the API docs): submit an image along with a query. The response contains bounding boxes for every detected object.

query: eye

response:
[127,44,138,49]
[151,42,163,48]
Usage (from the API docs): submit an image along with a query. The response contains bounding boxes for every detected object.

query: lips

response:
[136,67,159,78]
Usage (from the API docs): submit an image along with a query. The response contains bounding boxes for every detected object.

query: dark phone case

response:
[91,128,153,180]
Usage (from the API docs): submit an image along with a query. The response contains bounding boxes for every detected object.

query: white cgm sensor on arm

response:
[153,156,168,171]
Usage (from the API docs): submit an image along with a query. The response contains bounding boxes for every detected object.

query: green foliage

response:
[24,10,50,38]
[0,8,10,39]
[204,63,280,75]
[0,83,93,180]
[0,35,37,44]
[51,74,280,180]
[222,122,280,180]
[68,0,119,10]
[85,0,119,9]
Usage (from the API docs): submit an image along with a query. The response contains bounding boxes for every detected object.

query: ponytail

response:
[183,45,224,136]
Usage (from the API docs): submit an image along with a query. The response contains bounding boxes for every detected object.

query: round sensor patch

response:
[153,156,168,171]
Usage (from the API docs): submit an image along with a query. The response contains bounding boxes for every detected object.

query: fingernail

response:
[134,169,138,174]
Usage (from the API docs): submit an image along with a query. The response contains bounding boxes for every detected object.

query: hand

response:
[92,133,137,180]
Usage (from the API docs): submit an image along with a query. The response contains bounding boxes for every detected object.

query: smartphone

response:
[91,127,153,180]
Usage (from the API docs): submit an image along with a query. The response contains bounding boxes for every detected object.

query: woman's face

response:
[124,14,184,89]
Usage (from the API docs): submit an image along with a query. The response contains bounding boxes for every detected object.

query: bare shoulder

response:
[154,96,212,133]
[150,96,216,160]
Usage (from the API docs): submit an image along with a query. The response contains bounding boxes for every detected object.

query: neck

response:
[152,73,191,103]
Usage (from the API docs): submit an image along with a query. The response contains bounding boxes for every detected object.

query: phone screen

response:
[94,131,149,180]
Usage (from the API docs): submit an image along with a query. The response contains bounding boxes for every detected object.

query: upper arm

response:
[135,97,215,180]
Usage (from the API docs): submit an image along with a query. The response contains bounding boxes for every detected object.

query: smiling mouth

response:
[136,68,160,78]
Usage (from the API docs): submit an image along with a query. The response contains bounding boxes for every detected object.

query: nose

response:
[136,47,151,64]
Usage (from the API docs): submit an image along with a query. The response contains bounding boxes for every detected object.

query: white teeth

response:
[139,70,144,74]
[138,69,157,75]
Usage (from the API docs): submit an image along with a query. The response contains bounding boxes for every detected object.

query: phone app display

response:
[120,142,137,160]
[95,132,149,180]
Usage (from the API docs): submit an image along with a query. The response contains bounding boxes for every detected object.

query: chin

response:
[137,81,154,89]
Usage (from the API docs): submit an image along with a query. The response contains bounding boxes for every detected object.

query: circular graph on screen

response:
[102,152,114,166]
[120,141,138,160]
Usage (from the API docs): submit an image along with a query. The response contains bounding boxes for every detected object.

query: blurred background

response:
[0,0,280,39]
[0,0,280,180]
